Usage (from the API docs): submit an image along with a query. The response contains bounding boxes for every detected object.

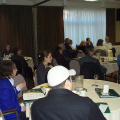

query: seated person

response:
[104,36,116,57]
[11,48,33,81]
[69,40,76,50]
[65,38,80,58]
[37,50,53,85]
[94,39,108,55]
[79,46,107,74]
[54,47,71,69]
[58,43,72,58]
[1,44,12,57]
[0,60,27,120]
[86,37,93,46]
[77,40,87,54]
[32,66,106,120]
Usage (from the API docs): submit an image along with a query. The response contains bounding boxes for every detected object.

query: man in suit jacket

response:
[32,66,106,120]
[79,46,107,74]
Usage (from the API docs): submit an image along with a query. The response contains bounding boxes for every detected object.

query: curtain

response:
[106,8,116,45]
[37,6,64,52]
[63,8,106,47]
[0,5,34,57]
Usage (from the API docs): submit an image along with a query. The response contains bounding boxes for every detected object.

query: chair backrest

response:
[33,70,38,86]
[80,62,104,80]
[69,60,80,76]
[94,49,107,56]
[13,74,27,98]
[2,109,19,120]
[53,58,58,66]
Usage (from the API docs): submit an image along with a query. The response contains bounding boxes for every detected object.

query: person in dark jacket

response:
[37,50,53,85]
[79,46,107,74]
[11,48,33,82]
[65,38,80,58]
[77,40,87,54]
[54,47,71,68]
[32,66,106,120]
[86,38,93,46]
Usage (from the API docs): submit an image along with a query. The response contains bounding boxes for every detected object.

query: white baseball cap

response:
[47,65,76,87]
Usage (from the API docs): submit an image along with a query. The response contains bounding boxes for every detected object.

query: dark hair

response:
[97,39,103,46]
[38,50,51,63]
[65,38,69,43]
[0,60,15,79]
[86,38,90,41]
[13,48,22,55]
[85,46,94,55]
[54,47,62,59]
[51,77,71,89]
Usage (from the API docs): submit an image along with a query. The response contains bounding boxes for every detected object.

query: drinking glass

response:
[94,74,99,83]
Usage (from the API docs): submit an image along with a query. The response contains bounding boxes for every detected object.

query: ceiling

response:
[0,0,120,8]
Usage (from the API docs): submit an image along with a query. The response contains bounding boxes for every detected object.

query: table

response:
[113,45,120,57]
[84,79,120,120]
[99,57,119,74]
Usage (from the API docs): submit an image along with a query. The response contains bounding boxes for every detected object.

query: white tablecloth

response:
[84,79,120,120]
[113,45,120,57]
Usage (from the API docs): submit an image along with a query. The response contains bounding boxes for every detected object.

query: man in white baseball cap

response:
[32,66,106,120]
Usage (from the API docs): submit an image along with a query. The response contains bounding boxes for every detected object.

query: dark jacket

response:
[77,45,87,54]
[0,78,21,120]
[36,62,50,85]
[32,89,106,120]
[79,55,107,74]
[65,43,78,58]
[11,55,28,78]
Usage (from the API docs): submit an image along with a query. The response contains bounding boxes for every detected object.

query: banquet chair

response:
[94,49,107,56]
[53,58,58,66]
[13,74,27,98]
[69,59,80,76]
[2,109,19,120]
[80,62,104,80]
[33,70,38,86]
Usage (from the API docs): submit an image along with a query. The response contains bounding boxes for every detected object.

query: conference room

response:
[0,0,120,120]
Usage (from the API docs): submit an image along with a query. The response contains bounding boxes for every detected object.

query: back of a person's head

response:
[80,40,86,46]
[13,48,22,55]
[86,38,90,41]
[0,60,15,79]
[65,38,70,43]
[85,46,94,55]
[38,50,51,63]
[54,47,62,59]
[97,39,103,46]
[47,66,76,89]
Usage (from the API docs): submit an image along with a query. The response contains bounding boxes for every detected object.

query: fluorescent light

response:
[85,0,98,1]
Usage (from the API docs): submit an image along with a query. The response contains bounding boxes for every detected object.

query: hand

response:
[48,65,53,68]
[18,83,26,89]
[21,106,26,112]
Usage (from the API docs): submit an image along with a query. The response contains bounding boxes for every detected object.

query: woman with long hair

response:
[37,50,53,85]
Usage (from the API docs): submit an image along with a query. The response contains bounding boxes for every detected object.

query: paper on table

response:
[23,93,45,100]
[26,103,30,118]
[99,104,108,113]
